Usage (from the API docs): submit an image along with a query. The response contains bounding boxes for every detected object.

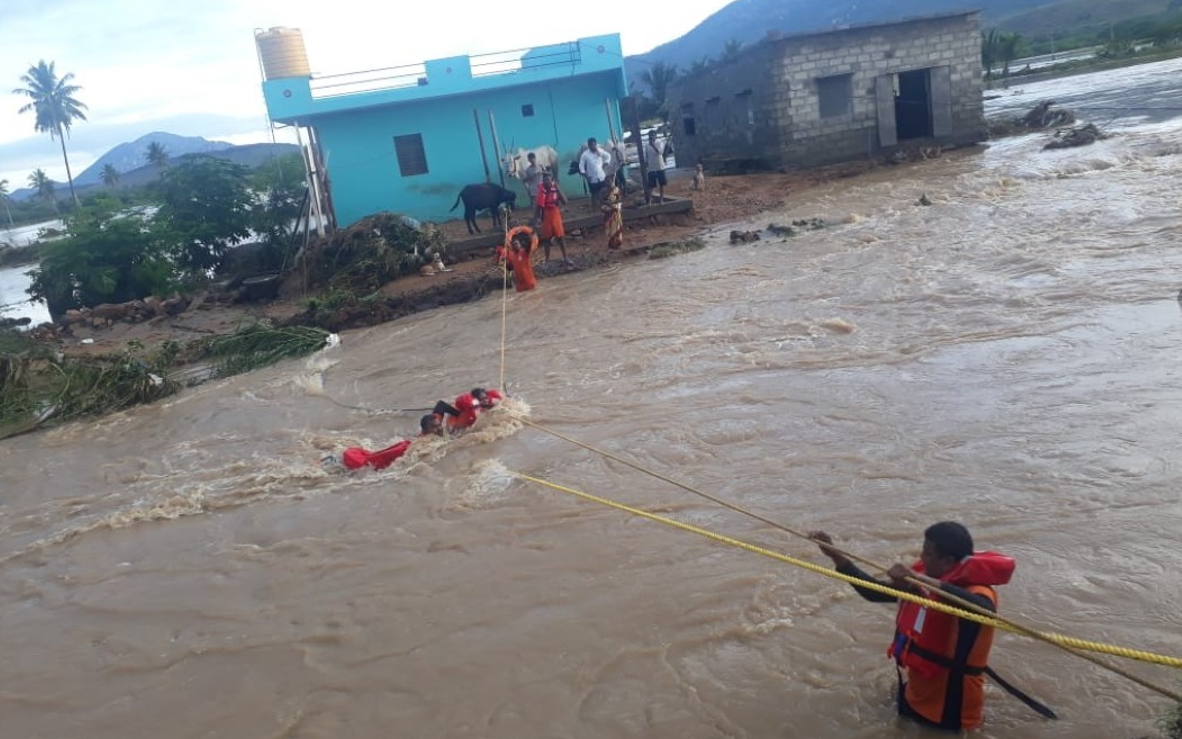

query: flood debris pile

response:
[647,238,707,260]
[1043,123,1109,150]
[767,218,827,238]
[988,100,1078,138]
[0,340,181,440]
[730,230,762,244]
[296,213,450,296]
[0,321,331,440]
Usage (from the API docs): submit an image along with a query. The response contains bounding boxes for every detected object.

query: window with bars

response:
[393,134,428,177]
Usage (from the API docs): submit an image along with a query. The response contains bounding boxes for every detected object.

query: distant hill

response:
[74,131,233,186]
[625,0,1121,88]
[996,0,1179,37]
[10,135,299,201]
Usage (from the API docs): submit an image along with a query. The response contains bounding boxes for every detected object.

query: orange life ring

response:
[505,225,540,255]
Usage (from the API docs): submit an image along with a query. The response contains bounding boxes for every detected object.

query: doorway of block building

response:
[894,68,933,140]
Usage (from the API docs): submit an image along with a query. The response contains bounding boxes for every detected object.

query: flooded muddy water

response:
[3,59,1182,738]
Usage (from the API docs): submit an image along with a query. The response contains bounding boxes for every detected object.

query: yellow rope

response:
[507,469,1182,701]
[515,418,1182,690]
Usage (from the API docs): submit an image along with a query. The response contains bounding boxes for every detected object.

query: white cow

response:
[502,145,560,180]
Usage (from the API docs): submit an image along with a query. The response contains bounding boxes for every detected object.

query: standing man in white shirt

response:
[646,129,673,204]
[578,137,612,207]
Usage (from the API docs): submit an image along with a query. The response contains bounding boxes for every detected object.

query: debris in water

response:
[820,318,856,334]
[730,230,762,244]
[767,218,826,238]
[918,193,933,206]
[1043,123,1109,151]
[987,99,1076,138]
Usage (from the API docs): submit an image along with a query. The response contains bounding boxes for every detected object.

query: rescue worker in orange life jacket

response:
[810,523,1015,732]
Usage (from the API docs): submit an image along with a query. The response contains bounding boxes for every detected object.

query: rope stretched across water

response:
[485,212,1182,702]
[507,468,1182,702]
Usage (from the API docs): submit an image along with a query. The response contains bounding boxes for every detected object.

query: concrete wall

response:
[666,44,785,170]
[668,13,985,171]
[776,13,984,166]
[314,73,623,226]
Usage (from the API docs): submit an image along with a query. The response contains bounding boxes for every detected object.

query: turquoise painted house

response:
[259,31,628,228]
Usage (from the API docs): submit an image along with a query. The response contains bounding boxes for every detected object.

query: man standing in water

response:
[810,522,1015,731]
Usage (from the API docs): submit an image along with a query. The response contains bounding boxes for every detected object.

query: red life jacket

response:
[537,183,560,209]
[342,439,412,470]
[447,389,504,430]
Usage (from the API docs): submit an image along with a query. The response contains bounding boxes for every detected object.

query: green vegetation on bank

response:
[0,322,330,440]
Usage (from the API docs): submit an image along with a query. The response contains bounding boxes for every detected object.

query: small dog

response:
[692,163,706,191]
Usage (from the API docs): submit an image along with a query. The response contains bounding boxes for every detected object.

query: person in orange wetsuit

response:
[810,523,1016,732]
[340,414,444,471]
[496,228,539,292]
[431,387,504,432]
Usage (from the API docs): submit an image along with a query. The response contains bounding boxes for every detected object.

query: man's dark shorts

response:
[589,180,607,197]
[647,170,668,188]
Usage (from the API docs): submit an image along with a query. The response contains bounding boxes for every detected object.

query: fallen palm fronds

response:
[0,322,331,440]
[201,323,330,376]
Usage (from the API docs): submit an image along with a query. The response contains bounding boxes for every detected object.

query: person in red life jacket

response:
[534,171,570,265]
[810,523,1015,732]
[496,227,539,292]
[340,414,444,471]
[431,387,505,432]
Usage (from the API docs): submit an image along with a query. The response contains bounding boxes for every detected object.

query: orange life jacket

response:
[890,551,1015,730]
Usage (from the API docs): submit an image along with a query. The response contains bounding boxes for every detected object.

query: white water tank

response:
[256,27,311,80]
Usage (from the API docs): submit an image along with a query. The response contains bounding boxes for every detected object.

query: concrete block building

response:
[258,29,627,226]
[666,11,986,171]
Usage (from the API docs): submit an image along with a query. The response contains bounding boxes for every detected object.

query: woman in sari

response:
[601,182,624,250]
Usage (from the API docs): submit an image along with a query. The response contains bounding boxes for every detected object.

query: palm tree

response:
[689,57,712,75]
[28,168,57,213]
[100,163,121,188]
[999,32,1024,83]
[981,29,1000,80]
[721,38,744,62]
[145,141,169,170]
[641,61,679,119]
[13,60,88,207]
[0,179,14,227]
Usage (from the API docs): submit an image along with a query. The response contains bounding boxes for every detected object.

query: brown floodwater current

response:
[3,60,1182,738]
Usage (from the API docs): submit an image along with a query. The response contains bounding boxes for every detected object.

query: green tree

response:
[999,32,1024,81]
[721,38,744,62]
[0,179,13,227]
[28,168,57,213]
[153,156,254,275]
[145,141,169,169]
[641,61,679,120]
[100,163,120,188]
[27,197,173,318]
[981,29,1000,80]
[250,153,307,254]
[689,57,711,75]
[13,60,88,206]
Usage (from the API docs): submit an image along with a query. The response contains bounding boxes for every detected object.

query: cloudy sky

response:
[0,0,731,190]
